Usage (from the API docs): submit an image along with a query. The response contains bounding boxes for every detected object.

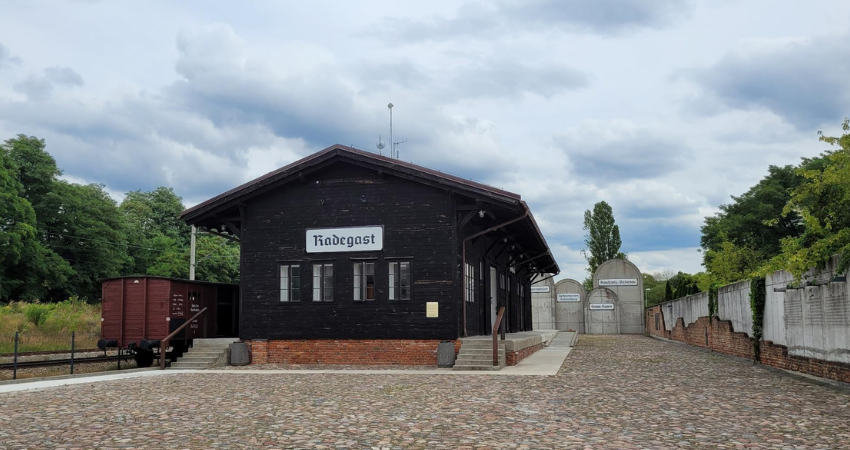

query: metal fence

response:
[0,331,125,380]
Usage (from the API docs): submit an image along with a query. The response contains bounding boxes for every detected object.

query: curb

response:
[648,335,850,393]
[0,367,157,387]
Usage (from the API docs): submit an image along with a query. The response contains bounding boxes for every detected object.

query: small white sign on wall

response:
[589,303,615,310]
[306,226,383,253]
[531,286,550,293]
[557,293,581,302]
[426,302,439,318]
[598,278,638,287]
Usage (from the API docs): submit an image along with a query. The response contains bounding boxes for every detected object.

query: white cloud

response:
[1,0,849,279]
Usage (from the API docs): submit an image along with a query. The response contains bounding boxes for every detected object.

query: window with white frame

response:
[389,261,411,301]
[353,261,375,301]
[279,264,301,302]
[464,262,475,302]
[312,263,334,302]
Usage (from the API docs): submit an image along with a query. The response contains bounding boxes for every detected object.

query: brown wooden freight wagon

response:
[100,276,238,366]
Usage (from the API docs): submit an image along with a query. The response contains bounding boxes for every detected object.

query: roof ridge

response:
[179,144,520,219]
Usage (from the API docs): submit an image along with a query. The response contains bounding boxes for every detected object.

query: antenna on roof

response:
[385,103,408,159]
[393,139,406,159]
[388,103,394,158]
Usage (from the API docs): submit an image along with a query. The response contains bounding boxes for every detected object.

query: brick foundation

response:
[506,342,543,366]
[244,339,461,366]
[646,307,850,384]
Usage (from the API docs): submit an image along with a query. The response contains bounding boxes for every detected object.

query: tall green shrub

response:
[749,276,767,362]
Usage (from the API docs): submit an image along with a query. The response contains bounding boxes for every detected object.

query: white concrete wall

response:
[784,281,850,364]
[661,292,709,331]
[764,269,794,346]
[718,280,753,336]
[653,256,850,366]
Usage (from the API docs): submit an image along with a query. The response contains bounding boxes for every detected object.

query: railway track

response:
[0,349,98,358]
[0,354,126,370]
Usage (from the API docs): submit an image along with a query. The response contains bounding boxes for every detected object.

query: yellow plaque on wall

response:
[426,302,439,318]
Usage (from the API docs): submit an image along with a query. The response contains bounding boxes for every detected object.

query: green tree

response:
[703,239,762,285]
[664,281,672,302]
[3,135,62,214]
[120,187,191,274]
[701,164,805,277]
[0,137,73,301]
[582,201,626,277]
[39,181,130,300]
[775,118,850,276]
[0,148,38,299]
[193,235,240,283]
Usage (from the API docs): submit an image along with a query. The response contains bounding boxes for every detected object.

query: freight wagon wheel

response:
[134,349,154,368]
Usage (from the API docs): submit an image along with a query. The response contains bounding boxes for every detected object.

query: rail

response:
[159,307,208,370]
[0,354,128,371]
[492,306,506,366]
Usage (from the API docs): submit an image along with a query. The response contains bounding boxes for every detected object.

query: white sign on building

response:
[531,286,550,293]
[557,293,581,302]
[306,226,383,253]
[589,303,615,310]
[598,278,638,287]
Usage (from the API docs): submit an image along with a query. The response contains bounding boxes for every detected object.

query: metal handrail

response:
[492,306,506,366]
[159,307,208,369]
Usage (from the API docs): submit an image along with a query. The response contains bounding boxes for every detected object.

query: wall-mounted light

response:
[478,210,485,218]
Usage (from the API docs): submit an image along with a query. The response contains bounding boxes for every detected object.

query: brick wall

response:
[506,342,543,366]
[244,339,461,366]
[648,312,850,384]
[646,306,671,339]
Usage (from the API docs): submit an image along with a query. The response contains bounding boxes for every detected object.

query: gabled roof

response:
[179,144,559,275]
[180,144,521,221]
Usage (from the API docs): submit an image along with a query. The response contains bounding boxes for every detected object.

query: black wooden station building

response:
[179,145,558,353]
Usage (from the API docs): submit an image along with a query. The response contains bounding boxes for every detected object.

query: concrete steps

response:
[453,339,505,371]
[170,338,238,369]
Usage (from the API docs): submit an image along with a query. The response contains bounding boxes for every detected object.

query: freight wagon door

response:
[122,279,147,345]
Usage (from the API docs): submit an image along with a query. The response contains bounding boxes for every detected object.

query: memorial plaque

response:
[589,303,615,310]
[557,293,581,302]
[598,279,638,287]
[426,302,439,318]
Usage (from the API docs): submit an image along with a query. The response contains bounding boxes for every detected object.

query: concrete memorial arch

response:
[591,258,644,334]
[554,279,586,333]
[530,276,556,330]
[584,288,619,334]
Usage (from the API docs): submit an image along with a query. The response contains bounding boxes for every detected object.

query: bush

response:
[23,303,55,327]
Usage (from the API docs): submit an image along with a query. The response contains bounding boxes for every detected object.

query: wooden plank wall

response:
[240,162,457,340]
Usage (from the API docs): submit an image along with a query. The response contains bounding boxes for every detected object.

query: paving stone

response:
[0,335,848,449]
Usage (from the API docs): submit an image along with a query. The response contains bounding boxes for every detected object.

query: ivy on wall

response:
[708,284,719,322]
[749,276,767,362]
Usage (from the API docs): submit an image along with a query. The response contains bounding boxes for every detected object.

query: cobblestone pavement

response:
[1,335,849,449]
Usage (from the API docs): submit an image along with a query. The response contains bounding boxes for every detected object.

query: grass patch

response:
[0,299,101,353]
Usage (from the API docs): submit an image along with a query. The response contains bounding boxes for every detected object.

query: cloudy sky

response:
[1,0,849,281]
